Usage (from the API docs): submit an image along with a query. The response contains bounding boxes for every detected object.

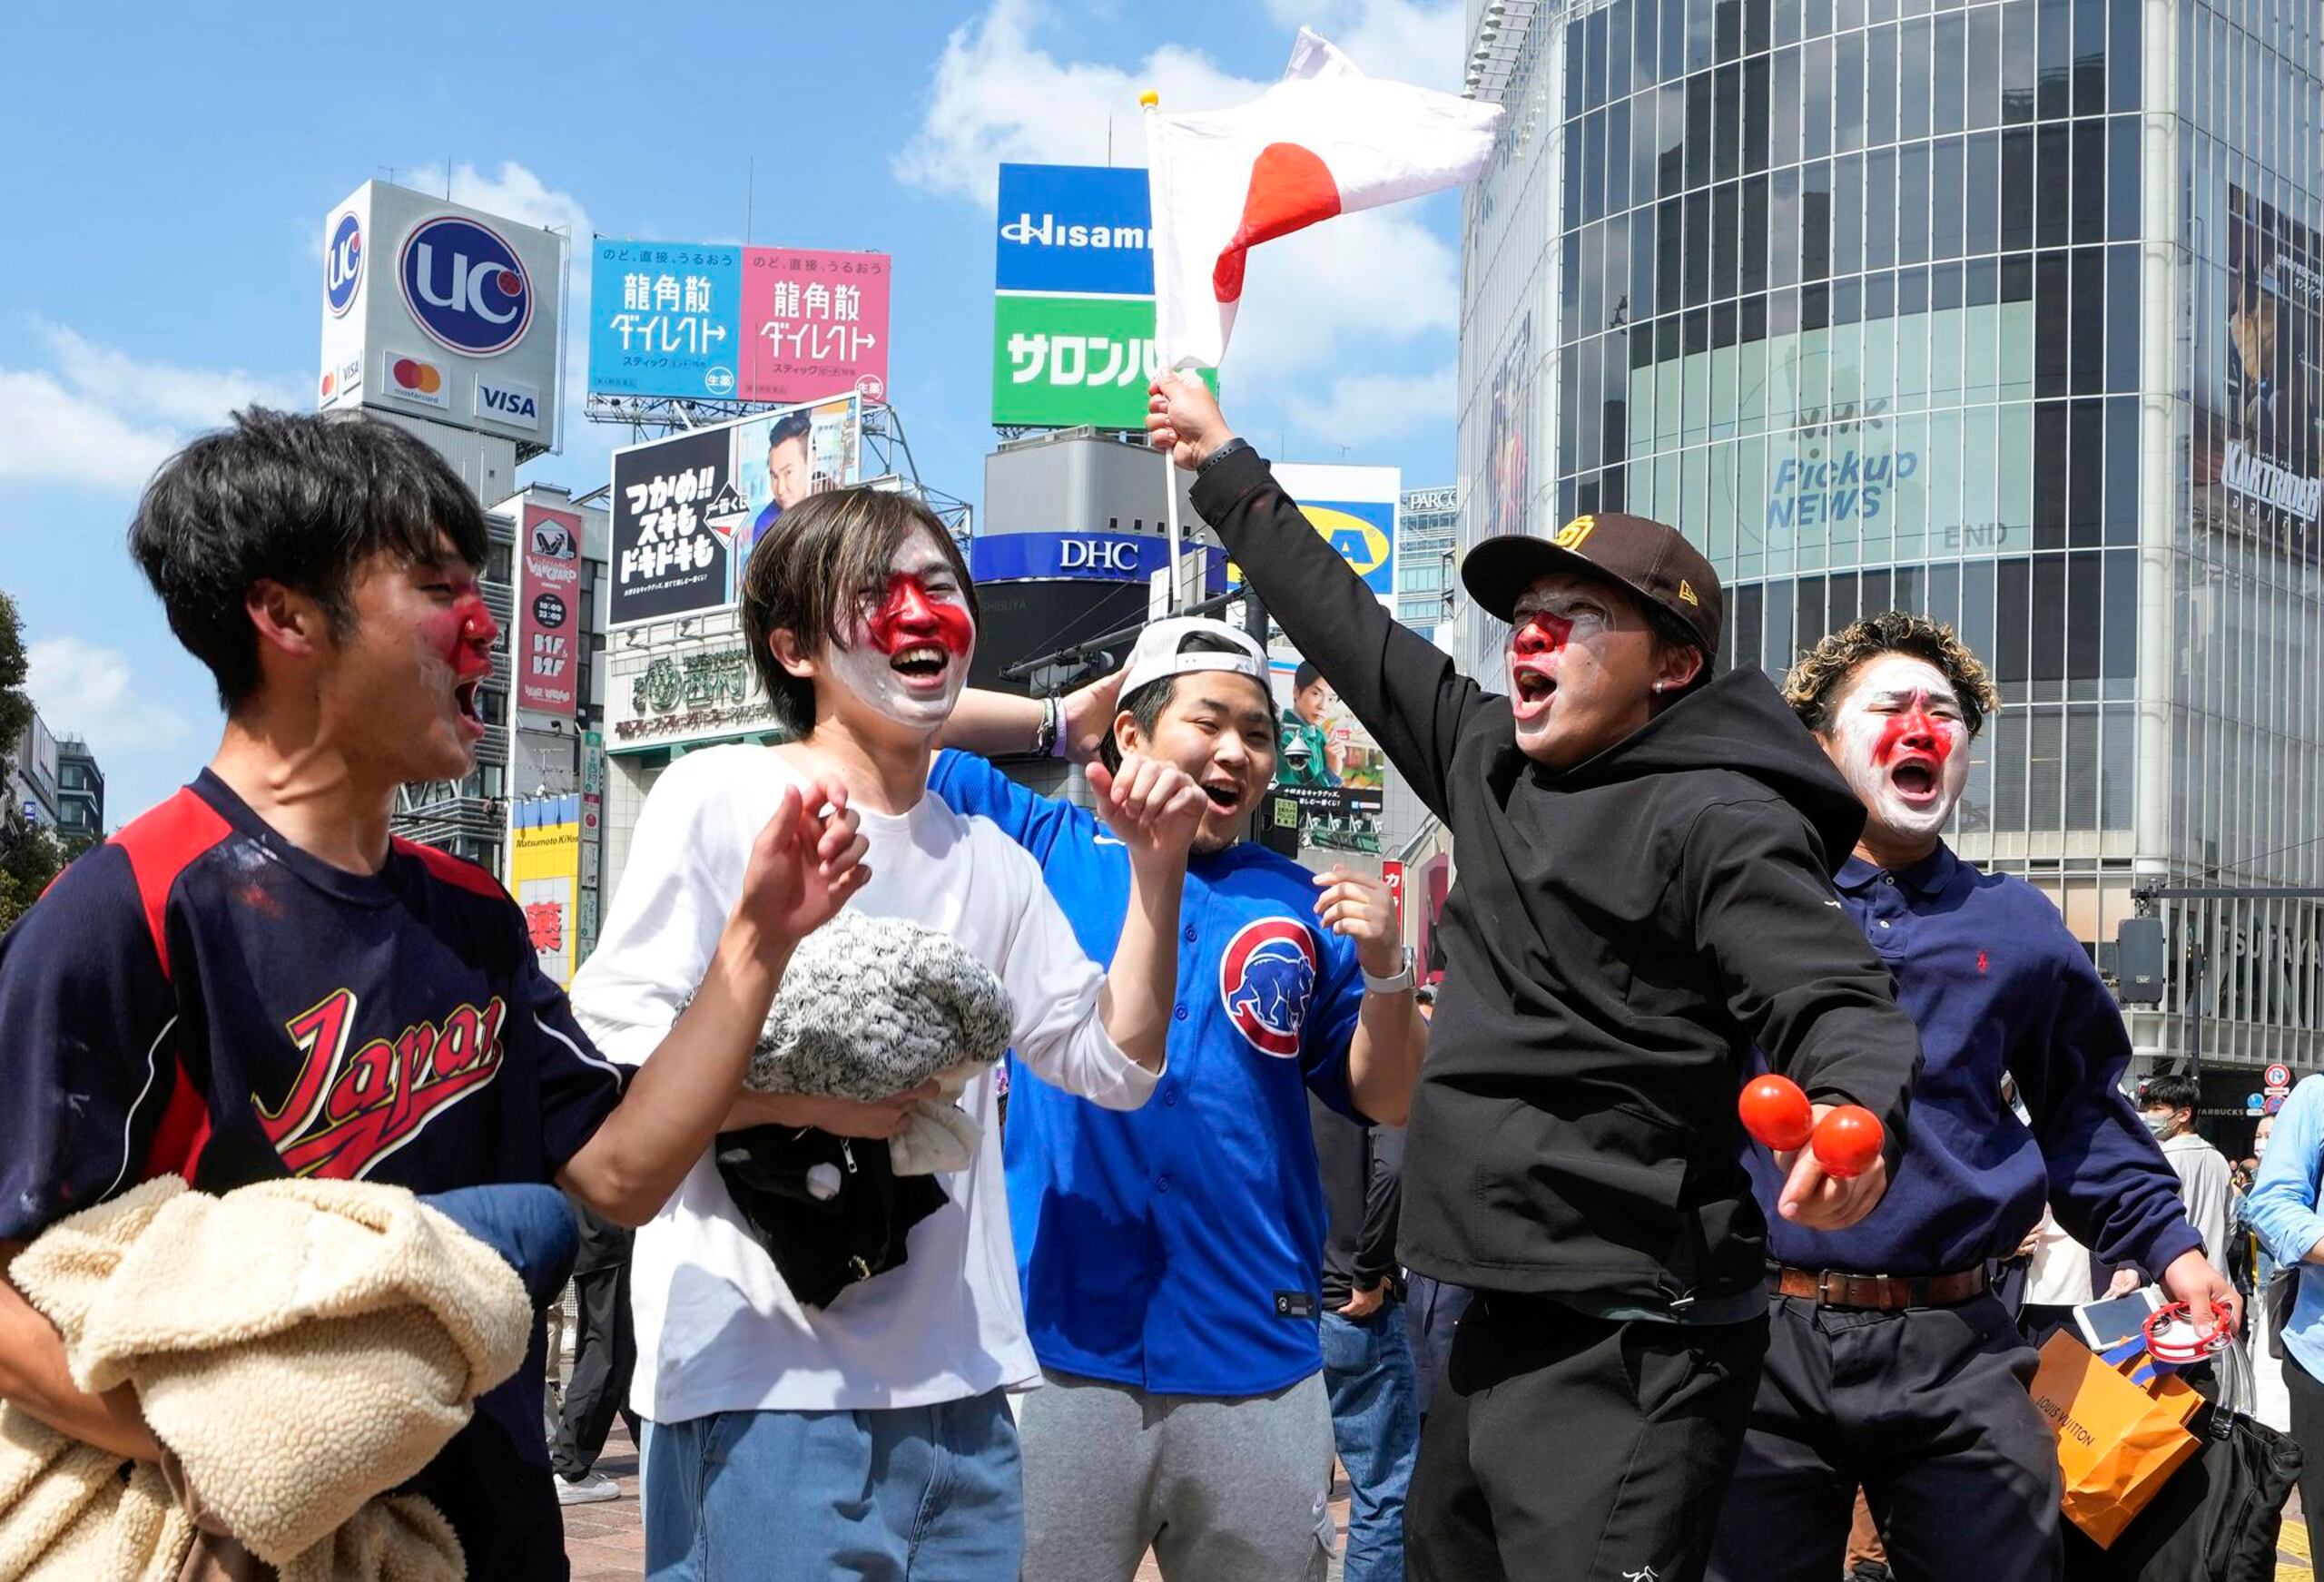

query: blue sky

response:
[0,0,1466,829]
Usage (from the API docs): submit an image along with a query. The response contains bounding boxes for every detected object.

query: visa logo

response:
[475,375,542,431]
[1000,212,1148,251]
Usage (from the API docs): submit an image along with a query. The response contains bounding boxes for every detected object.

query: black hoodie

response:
[1192,448,1923,1318]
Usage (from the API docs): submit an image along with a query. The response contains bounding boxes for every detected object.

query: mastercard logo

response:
[320,368,336,398]
[390,357,444,394]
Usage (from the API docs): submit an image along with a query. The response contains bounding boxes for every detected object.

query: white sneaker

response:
[556,1470,620,1506]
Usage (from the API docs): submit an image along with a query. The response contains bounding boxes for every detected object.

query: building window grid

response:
[1521,0,2324,1044]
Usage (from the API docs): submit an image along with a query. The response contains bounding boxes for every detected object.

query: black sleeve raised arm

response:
[1189,447,1496,824]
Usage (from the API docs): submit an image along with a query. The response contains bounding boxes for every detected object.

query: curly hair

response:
[1782,611,2001,739]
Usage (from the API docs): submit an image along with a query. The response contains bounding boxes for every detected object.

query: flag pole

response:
[1141,87,1185,614]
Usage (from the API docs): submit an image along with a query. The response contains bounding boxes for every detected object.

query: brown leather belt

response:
[1772,1265,1988,1311]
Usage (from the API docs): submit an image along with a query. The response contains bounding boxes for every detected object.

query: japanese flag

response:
[1144,30,1502,373]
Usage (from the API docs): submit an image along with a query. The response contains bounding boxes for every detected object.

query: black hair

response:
[128,407,489,712]
[767,410,812,450]
[738,486,978,735]
[1294,661,1324,693]
[1098,632,1276,773]
[2140,1074,2200,1115]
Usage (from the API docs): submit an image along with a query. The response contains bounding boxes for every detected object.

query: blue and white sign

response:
[318,181,567,453]
[588,241,743,400]
[400,215,534,357]
[972,531,1224,588]
[324,211,363,318]
[475,373,541,432]
[995,164,1155,296]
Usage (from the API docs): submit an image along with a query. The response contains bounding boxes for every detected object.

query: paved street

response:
[559,1407,2312,1580]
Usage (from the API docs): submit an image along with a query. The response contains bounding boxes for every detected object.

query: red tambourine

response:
[2142,1300,2234,1365]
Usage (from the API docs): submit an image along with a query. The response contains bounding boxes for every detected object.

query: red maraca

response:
[1738,1075,1815,1153]
[1810,1105,1885,1179]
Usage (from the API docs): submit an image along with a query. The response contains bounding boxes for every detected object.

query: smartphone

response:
[2073,1287,2163,1353]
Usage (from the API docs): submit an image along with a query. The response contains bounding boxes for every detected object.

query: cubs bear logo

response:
[1219,918,1316,1059]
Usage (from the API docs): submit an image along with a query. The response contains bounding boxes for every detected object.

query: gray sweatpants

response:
[1019,1368,1335,1582]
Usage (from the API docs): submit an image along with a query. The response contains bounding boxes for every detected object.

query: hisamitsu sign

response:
[993,163,1191,429]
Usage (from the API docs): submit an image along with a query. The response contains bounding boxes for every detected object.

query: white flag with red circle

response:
[1144,29,1503,373]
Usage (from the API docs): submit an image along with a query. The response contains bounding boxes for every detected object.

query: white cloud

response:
[1264,0,1469,93]
[893,0,1256,207]
[892,0,1467,379]
[1285,363,1458,447]
[25,637,195,773]
[0,369,182,487]
[0,325,304,491]
[400,160,594,242]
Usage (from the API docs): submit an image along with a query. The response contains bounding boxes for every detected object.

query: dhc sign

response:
[972,532,1225,588]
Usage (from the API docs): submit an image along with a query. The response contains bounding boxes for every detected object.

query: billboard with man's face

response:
[607,395,863,627]
[2196,183,2324,562]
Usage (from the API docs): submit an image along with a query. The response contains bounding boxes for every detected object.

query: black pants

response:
[1708,1292,2059,1582]
[1405,1273,1473,1422]
[2282,1346,2324,1565]
[1408,1291,1768,1582]
[549,1255,640,1479]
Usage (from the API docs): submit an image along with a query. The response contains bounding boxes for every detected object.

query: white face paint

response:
[1824,653,1972,853]
[820,536,977,736]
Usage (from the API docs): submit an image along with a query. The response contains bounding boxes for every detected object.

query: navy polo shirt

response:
[1745,843,2200,1279]
[929,751,1365,1396]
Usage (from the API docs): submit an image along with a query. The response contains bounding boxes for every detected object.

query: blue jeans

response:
[642,1389,1022,1581]
[1323,1306,1421,1582]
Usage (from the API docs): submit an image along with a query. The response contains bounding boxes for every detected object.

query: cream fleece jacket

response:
[0,1175,532,1579]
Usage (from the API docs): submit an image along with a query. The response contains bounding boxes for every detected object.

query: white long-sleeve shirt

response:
[571,744,1157,1420]
[2159,1130,2232,1269]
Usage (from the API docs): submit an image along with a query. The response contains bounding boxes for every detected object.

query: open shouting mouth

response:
[888,643,954,692]
[1511,663,1558,723]
[1887,752,1943,809]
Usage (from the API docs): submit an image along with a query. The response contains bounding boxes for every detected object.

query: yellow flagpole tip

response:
[1138,90,1160,108]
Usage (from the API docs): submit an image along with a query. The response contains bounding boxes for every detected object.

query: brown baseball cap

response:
[1462,512,1724,660]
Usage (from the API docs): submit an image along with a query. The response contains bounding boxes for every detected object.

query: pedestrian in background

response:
[552,1200,642,1505]
[1314,1096,1420,1582]
[2240,1075,2324,1560]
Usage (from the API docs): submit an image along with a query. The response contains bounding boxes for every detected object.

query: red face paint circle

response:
[1810,1105,1885,1179]
[1869,695,1957,768]
[1738,1074,1815,1153]
[1512,610,1572,660]
[866,573,974,657]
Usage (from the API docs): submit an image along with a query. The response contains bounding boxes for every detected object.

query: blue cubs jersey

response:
[930,750,1366,1396]
[0,770,623,1581]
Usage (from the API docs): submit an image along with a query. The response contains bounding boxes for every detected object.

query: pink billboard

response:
[517,502,585,719]
[739,247,891,405]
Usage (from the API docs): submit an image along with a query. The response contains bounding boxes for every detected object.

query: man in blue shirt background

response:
[1709,613,2238,1582]
[936,616,1428,1581]
[2240,1074,2324,1563]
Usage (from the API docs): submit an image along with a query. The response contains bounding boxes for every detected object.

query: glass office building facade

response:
[1458,0,2323,1074]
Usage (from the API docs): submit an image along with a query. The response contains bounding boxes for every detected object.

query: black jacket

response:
[1193,448,1923,1315]
[1314,1093,1403,1312]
